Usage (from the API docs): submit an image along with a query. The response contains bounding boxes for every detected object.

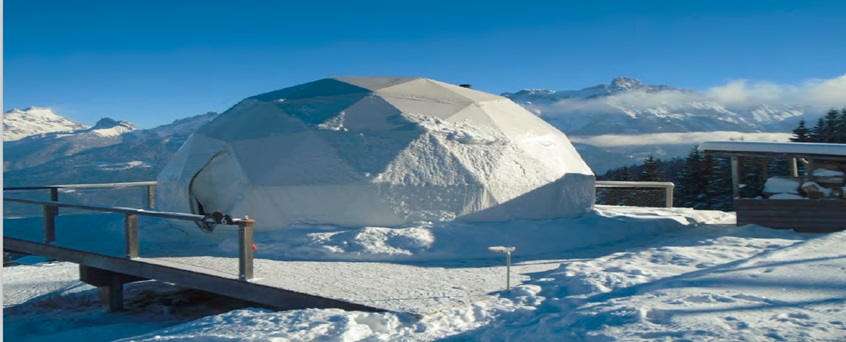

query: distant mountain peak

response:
[609,77,645,90]
[3,107,89,141]
[92,117,136,131]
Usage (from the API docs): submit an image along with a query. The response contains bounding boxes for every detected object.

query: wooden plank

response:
[738,211,846,219]
[738,219,846,227]
[735,199,846,209]
[3,237,384,313]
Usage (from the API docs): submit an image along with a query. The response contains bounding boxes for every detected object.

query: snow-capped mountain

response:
[502,77,808,136]
[2,107,89,141]
[4,117,138,171]
[3,111,218,186]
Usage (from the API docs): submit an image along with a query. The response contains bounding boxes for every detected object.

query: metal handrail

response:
[3,188,255,281]
[595,180,675,208]
[4,181,158,190]
[4,181,158,209]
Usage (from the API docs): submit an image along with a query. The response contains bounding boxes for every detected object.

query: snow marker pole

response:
[488,246,516,292]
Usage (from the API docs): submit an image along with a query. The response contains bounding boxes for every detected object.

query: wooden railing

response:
[3,182,256,281]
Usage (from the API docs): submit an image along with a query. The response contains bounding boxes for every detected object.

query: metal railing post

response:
[50,187,60,215]
[125,214,139,259]
[43,204,56,244]
[238,219,255,281]
[506,251,512,292]
[146,184,156,208]
[665,184,675,208]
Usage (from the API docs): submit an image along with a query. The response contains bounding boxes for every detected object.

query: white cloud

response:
[531,74,846,118]
[706,74,846,109]
[571,131,793,147]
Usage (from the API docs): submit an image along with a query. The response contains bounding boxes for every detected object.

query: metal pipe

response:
[506,251,512,292]
[665,184,675,208]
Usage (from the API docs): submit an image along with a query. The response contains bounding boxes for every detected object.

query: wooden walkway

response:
[4,236,382,312]
[2,182,541,316]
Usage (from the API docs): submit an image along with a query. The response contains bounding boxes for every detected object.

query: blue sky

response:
[5,0,845,128]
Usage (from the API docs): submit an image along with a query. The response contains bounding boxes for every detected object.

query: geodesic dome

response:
[156,77,595,229]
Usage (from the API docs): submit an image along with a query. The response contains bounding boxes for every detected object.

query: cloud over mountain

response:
[706,74,846,108]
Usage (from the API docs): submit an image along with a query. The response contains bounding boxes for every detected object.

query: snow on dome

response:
[156,77,595,229]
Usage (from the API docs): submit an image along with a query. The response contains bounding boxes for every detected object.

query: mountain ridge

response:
[501,77,808,136]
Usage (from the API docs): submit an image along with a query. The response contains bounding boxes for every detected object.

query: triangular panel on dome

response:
[440,103,501,128]
[331,95,418,132]
[382,98,472,121]
[275,92,372,126]
[234,131,365,186]
[198,101,312,141]
[249,78,371,102]
[322,127,422,177]
[427,79,503,103]
[376,78,478,106]
[333,77,419,92]
[476,99,557,137]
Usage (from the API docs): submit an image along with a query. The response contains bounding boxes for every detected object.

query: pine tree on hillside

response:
[810,117,827,142]
[823,109,840,143]
[675,146,712,208]
[704,155,734,211]
[790,120,811,142]
[612,166,633,181]
[834,108,846,143]
[638,155,664,181]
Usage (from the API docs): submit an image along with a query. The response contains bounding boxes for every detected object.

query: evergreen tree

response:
[790,120,811,142]
[675,146,711,208]
[613,166,632,181]
[823,109,839,143]
[704,155,734,211]
[638,155,664,181]
[834,108,846,143]
[810,117,826,142]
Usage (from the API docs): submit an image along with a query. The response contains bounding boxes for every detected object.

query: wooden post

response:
[125,214,138,259]
[789,158,799,177]
[49,187,59,215]
[731,156,740,198]
[760,158,769,181]
[238,219,255,281]
[146,184,156,208]
[43,205,56,244]
[805,159,815,183]
[101,275,124,312]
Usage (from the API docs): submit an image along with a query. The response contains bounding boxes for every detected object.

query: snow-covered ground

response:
[4,206,846,341]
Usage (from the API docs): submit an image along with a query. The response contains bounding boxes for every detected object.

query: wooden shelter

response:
[699,141,846,233]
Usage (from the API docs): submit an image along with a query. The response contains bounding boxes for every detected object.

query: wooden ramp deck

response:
[3,212,532,317]
[4,236,382,313]
[2,183,543,317]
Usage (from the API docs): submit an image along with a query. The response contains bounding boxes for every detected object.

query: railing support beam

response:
[43,205,56,244]
[146,184,156,209]
[238,219,256,281]
[125,214,138,259]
